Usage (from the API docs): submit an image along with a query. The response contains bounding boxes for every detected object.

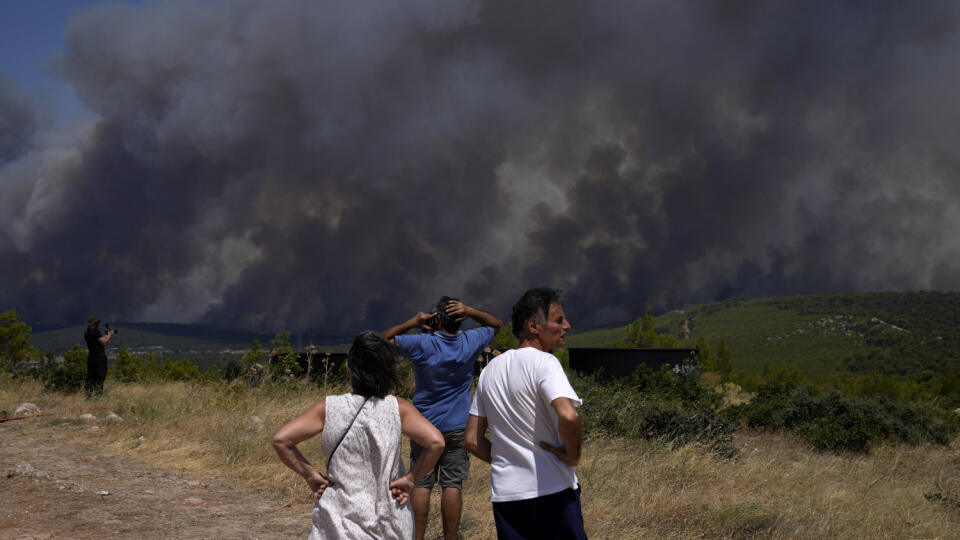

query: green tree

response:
[696,336,714,372]
[37,343,86,392]
[269,330,301,379]
[622,308,680,348]
[243,340,264,367]
[490,323,518,349]
[0,309,39,371]
[114,345,138,382]
[114,345,158,382]
[714,340,732,377]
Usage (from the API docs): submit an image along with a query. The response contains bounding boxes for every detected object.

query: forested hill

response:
[565,291,960,380]
[30,323,352,356]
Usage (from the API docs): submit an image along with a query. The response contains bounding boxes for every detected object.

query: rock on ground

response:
[13,403,41,417]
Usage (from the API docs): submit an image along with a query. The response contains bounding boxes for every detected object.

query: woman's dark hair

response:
[347,331,399,398]
[511,287,564,338]
[435,295,462,333]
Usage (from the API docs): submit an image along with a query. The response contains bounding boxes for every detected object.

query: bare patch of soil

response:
[1,420,309,539]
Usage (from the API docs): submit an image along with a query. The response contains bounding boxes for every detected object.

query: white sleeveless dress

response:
[309,393,414,539]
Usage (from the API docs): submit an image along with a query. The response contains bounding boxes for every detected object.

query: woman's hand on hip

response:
[389,473,415,505]
[307,472,331,499]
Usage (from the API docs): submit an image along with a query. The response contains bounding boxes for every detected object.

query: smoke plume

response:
[3,0,960,333]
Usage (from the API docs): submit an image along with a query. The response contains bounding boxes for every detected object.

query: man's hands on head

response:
[445,300,469,322]
[415,311,438,331]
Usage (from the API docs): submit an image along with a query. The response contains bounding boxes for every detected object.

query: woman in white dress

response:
[273,331,444,539]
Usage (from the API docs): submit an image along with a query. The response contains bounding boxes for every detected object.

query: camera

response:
[105,323,119,334]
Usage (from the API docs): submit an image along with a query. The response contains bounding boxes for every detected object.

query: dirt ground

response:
[1,419,309,539]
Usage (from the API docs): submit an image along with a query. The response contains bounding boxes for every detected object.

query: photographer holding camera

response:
[381,296,502,540]
[84,316,116,397]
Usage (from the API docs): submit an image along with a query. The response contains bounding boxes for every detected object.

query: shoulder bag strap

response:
[322,396,370,481]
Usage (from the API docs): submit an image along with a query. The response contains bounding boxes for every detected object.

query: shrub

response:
[35,344,87,392]
[114,347,200,383]
[115,346,150,382]
[267,330,302,380]
[217,355,247,381]
[629,365,723,410]
[571,370,736,457]
[156,358,200,381]
[489,323,518,349]
[725,380,959,452]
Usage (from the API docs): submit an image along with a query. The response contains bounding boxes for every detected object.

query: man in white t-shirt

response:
[464,287,587,539]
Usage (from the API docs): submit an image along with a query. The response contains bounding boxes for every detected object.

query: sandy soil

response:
[1,419,309,539]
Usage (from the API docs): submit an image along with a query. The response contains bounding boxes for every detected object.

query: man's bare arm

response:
[463,414,492,463]
[98,330,116,346]
[378,312,436,346]
[445,301,503,334]
[539,397,582,466]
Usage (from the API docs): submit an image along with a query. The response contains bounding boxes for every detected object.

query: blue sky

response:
[0,0,139,124]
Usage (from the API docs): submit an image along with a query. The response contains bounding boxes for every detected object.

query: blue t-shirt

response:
[395,326,495,432]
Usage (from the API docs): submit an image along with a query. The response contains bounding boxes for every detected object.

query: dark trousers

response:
[85,355,106,396]
[492,486,587,540]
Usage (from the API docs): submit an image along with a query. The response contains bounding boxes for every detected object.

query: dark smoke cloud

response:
[0,74,43,165]
[3,0,960,333]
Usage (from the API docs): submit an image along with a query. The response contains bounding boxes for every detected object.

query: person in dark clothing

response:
[84,316,115,397]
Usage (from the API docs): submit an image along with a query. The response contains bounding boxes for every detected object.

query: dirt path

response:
[1,420,308,539]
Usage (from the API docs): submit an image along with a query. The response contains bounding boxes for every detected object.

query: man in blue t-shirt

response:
[381,296,502,540]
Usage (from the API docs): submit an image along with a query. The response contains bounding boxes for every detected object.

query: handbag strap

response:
[322,396,370,481]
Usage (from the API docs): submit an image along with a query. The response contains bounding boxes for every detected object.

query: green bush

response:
[35,344,87,392]
[725,380,959,452]
[629,365,723,410]
[0,309,40,372]
[115,346,151,382]
[267,330,302,380]
[571,370,736,457]
[217,355,247,381]
[489,323,518,349]
[114,347,200,383]
[156,358,200,381]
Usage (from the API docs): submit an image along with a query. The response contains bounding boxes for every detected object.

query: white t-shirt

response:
[469,347,582,502]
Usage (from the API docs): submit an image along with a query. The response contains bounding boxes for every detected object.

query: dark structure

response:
[293,352,348,379]
[568,347,700,380]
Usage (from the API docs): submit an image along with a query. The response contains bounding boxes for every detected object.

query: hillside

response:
[565,291,960,380]
[30,323,352,358]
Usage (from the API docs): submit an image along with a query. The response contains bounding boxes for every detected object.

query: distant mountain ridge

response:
[30,291,960,378]
[30,322,353,356]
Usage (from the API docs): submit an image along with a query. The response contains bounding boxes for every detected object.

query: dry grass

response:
[3,377,960,539]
